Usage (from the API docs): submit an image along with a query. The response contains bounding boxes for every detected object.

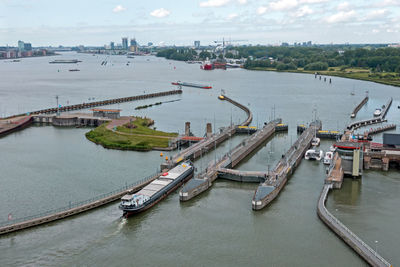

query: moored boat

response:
[373,108,382,117]
[119,162,194,217]
[323,151,334,165]
[305,149,323,161]
[311,137,320,146]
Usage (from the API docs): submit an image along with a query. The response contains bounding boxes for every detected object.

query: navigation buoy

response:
[160,152,163,157]
[165,156,169,161]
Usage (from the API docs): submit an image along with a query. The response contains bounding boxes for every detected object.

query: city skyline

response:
[0,0,400,46]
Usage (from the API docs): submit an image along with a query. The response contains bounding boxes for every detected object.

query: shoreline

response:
[246,67,400,87]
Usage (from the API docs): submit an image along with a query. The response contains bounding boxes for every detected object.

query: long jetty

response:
[0,173,160,235]
[252,121,322,210]
[364,124,396,137]
[3,90,183,119]
[179,119,279,201]
[162,94,252,170]
[317,184,391,267]
[347,97,393,131]
[351,96,368,118]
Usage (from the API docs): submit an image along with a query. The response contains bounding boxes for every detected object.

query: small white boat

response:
[311,137,320,146]
[305,149,323,161]
[373,108,382,117]
[323,151,334,165]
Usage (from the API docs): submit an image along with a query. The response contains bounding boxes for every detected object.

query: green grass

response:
[85,118,177,151]
[116,117,178,137]
[247,66,400,87]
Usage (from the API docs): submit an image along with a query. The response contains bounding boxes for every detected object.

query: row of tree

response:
[240,46,400,72]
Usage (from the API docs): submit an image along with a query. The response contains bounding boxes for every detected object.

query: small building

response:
[92,108,121,119]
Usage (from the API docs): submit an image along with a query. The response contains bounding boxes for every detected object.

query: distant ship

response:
[171,81,212,89]
[119,162,194,217]
[200,60,213,70]
[49,59,81,64]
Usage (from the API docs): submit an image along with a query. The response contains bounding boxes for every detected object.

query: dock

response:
[364,124,396,137]
[0,115,33,137]
[317,184,391,267]
[179,119,280,201]
[347,97,392,131]
[350,96,369,118]
[252,120,322,210]
[161,94,253,170]
[0,173,160,235]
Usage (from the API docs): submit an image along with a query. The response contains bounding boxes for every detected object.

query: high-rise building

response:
[147,42,153,47]
[130,38,138,52]
[24,43,32,51]
[122,37,128,50]
[194,40,200,48]
[110,42,115,50]
[18,40,25,51]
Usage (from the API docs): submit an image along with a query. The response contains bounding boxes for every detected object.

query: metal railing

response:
[320,185,391,267]
[0,173,158,228]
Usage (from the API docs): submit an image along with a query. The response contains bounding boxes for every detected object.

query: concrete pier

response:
[33,113,111,127]
[317,184,392,267]
[162,95,253,170]
[179,120,279,201]
[3,90,183,119]
[351,96,369,118]
[252,121,322,210]
[0,173,160,235]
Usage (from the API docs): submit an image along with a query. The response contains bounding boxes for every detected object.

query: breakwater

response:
[3,90,183,119]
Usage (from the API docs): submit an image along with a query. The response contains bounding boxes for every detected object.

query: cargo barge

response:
[49,59,81,64]
[171,81,212,89]
[119,162,194,217]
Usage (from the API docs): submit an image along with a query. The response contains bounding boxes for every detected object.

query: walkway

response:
[317,184,392,267]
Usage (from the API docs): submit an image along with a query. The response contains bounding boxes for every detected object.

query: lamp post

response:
[374,240,378,257]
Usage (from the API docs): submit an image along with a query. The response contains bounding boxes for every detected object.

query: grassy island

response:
[85,117,178,151]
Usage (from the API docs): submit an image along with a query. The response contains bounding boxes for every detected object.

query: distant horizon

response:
[1,0,400,47]
[1,41,399,49]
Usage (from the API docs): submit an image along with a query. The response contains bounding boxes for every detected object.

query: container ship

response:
[171,81,212,89]
[119,162,194,217]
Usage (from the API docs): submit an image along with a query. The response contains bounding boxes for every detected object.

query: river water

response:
[0,52,399,266]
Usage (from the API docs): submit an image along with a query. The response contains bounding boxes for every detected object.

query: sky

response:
[0,0,399,46]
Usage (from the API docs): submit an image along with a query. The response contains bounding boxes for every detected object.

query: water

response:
[0,52,399,266]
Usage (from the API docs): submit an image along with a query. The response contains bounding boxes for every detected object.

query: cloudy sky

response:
[0,0,399,46]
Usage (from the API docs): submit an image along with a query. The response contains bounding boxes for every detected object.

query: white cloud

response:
[227,13,238,19]
[238,0,247,4]
[269,0,298,11]
[325,10,356,23]
[374,0,400,7]
[150,8,170,18]
[365,9,388,20]
[293,5,313,17]
[113,5,126,13]
[337,2,349,11]
[199,0,231,7]
[257,6,268,15]
[300,0,328,3]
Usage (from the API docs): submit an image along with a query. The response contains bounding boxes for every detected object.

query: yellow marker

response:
[249,126,257,129]
[165,156,169,161]
[160,152,163,157]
